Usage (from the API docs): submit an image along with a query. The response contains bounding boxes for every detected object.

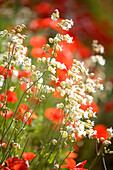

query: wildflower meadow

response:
[0,0,113,170]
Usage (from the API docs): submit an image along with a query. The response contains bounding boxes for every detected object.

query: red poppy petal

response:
[22,152,36,160]
[30,113,38,119]
[65,158,76,169]
[60,165,68,168]
[76,160,87,168]
[93,124,109,140]
[6,157,29,170]
[30,36,47,47]
[7,91,18,103]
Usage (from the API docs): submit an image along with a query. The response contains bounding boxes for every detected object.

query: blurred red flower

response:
[31,47,43,58]
[66,152,78,159]
[54,68,69,86]
[7,90,18,103]
[29,18,61,31]
[104,100,113,112]
[61,158,87,170]
[0,66,12,79]
[0,90,18,104]
[53,90,62,99]
[5,157,29,170]
[35,2,54,17]
[1,110,13,118]
[20,83,27,92]
[17,103,37,125]
[56,49,73,70]
[93,124,109,141]
[31,47,52,59]
[22,152,36,161]
[30,36,47,48]
[44,107,64,123]
[18,70,31,79]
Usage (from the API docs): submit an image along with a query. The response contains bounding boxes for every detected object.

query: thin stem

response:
[50,138,64,170]
[59,146,74,168]
[89,145,103,170]
[102,150,107,170]
[2,71,47,139]
[20,137,29,158]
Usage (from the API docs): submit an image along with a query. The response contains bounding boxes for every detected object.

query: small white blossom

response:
[51,9,59,21]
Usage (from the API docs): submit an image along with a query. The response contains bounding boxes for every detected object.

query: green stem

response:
[2,71,47,139]
[102,150,107,170]
[89,145,103,170]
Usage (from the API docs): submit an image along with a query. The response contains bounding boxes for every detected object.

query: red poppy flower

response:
[30,36,47,48]
[31,47,43,58]
[60,158,88,170]
[7,90,18,103]
[76,160,88,170]
[17,103,37,125]
[18,70,31,79]
[44,107,64,123]
[5,157,29,170]
[53,90,62,99]
[31,47,52,59]
[56,44,74,70]
[29,19,42,31]
[18,103,29,114]
[30,96,39,104]
[76,40,92,59]
[35,2,54,17]
[61,158,76,169]
[53,68,69,86]
[22,152,36,161]
[104,100,113,112]
[0,163,6,169]
[20,83,27,92]
[93,124,109,141]
[29,17,62,31]
[0,66,12,79]
[0,90,18,103]
[20,82,37,95]
[61,158,88,170]
[1,110,13,118]
[66,152,78,159]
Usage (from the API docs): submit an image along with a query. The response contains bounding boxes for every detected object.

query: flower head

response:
[61,158,87,170]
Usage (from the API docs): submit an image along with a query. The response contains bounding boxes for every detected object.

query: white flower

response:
[91,55,106,66]
[51,9,59,21]
[63,34,73,43]
[59,19,73,31]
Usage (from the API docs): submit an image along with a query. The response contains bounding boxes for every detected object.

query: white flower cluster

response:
[58,19,73,31]
[55,59,104,141]
[91,55,105,66]
[0,25,31,71]
[50,10,73,56]
[0,75,4,90]
[51,9,59,21]
[37,57,66,76]
[50,33,73,44]
[51,9,73,31]
[91,40,105,66]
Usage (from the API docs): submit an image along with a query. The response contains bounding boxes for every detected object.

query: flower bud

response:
[52,139,57,145]
[62,131,68,138]
[54,164,59,170]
